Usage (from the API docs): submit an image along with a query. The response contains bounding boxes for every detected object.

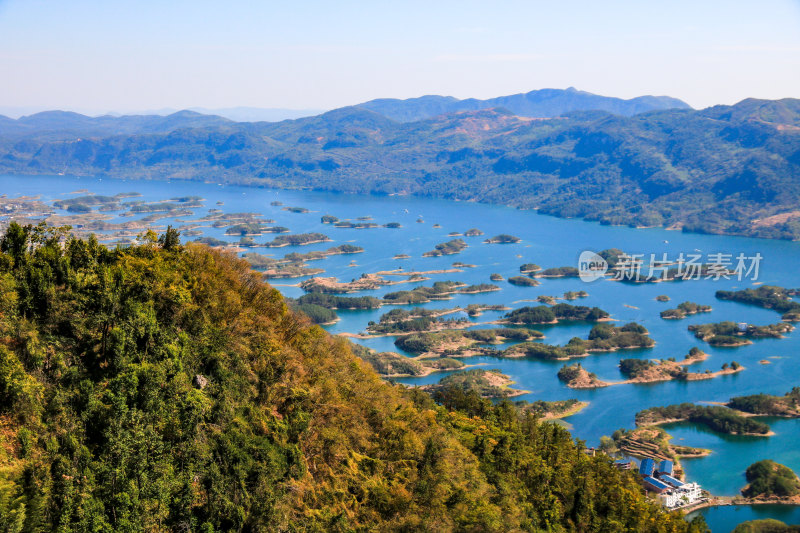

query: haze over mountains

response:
[0,89,798,240]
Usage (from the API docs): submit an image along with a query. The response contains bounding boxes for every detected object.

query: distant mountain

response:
[187,106,326,122]
[1,98,799,239]
[357,87,692,121]
[0,110,233,140]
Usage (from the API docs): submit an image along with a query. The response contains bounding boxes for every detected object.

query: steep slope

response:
[0,224,706,532]
[358,87,691,121]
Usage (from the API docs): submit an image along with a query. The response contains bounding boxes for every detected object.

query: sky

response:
[0,0,799,116]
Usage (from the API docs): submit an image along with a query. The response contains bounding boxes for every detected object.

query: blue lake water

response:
[687,505,800,533]
[3,173,800,530]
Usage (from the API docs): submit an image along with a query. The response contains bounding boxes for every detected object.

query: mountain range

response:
[357,87,691,121]
[0,89,799,239]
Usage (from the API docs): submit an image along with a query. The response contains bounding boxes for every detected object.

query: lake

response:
[3,172,800,531]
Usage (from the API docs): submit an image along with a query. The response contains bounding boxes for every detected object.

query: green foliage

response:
[0,222,705,531]
[744,460,800,498]
[484,234,521,244]
[732,519,800,532]
[507,276,539,287]
[263,232,330,247]
[619,359,656,378]
[422,238,467,257]
[636,403,771,435]
[716,286,800,320]
[505,303,609,324]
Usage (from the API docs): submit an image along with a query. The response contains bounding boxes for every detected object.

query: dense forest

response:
[1,97,799,238]
[0,223,708,531]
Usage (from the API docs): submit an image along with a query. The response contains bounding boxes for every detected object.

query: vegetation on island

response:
[296,293,382,309]
[382,281,467,304]
[716,286,800,321]
[320,214,338,223]
[656,295,670,302]
[463,228,484,236]
[611,427,710,465]
[515,399,588,419]
[333,220,380,229]
[504,303,610,324]
[688,321,793,345]
[519,263,541,273]
[635,403,770,435]
[282,206,309,213]
[563,290,588,300]
[489,273,503,281]
[507,275,540,287]
[263,232,331,247]
[503,323,654,362]
[535,266,580,278]
[557,363,606,389]
[224,222,289,235]
[660,301,712,319]
[742,460,800,499]
[349,344,465,377]
[422,369,526,398]
[728,387,800,417]
[484,234,521,244]
[732,519,800,533]
[0,222,709,531]
[394,327,544,355]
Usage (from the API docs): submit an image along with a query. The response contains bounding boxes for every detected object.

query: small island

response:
[421,369,528,398]
[503,303,610,325]
[611,427,710,469]
[282,206,309,213]
[464,228,484,237]
[563,290,588,300]
[351,344,465,378]
[688,321,794,346]
[296,293,382,310]
[519,263,541,273]
[534,266,580,278]
[717,285,800,321]
[394,327,544,357]
[741,460,800,500]
[334,221,380,229]
[422,238,467,257]
[263,232,332,247]
[558,363,608,389]
[660,301,712,319]
[393,254,410,259]
[635,403,771,436]
[502,323,654,361]
[656,295,671,302]
[321,214,338,224]
[507,276,540,287]
[516,399,589,420]
[490,273,504,281]
[727,387,800,417]
[484,234,521,244]
[384,222,402,228]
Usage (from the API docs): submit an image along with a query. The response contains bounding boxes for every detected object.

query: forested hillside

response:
[0,223,707,531]
[1,98,800,238]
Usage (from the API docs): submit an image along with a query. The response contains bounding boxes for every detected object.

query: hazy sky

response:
[1,0,799,115]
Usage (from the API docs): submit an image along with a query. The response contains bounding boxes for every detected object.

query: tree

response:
[159,225,181,250]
